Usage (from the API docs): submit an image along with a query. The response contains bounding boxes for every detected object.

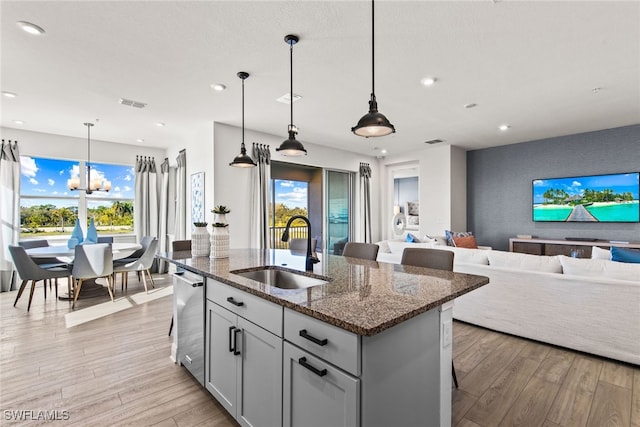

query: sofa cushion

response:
[445,230,473,246]
[452,235,478,249]
[611,246,640,264]
[488,250,562,273]
[387,241,435,254]
[591,246,611,260]
[559,255,640,281]
[438,246,489,265]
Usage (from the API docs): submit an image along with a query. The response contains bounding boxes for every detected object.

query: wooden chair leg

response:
[141,270,148,294]
[27,280,37,312]
[43,278,47,300]
[14,280,28,307]
[72,279,84,309]
[105,275,114,302]
[146,269,155,289]
[67,275,72,303]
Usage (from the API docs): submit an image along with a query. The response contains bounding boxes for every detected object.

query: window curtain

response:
[0,140,21,292]
[174,149,187,240]
[134,156,159,242]
[359,162,372,243]
[157,157,176,273]
[250,144,271,249]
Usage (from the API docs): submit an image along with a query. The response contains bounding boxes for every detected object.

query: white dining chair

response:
[71,243,114,309]
[113,238,158,294]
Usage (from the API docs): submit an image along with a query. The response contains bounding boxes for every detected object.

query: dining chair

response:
[172,240,192,252]
[9,245,71,311]
[71,243,114,309]
[18,239,68,268]
[97,236,114,243]
[289,238,317,253]
[400,247,459,388]
[342,242,380,261]
[113,238,158,294]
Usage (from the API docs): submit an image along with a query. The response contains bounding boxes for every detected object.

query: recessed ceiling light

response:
[13,120,24,125]
[464,103,477,109]
[2,91,17,98]
[211,83,226,91]
[136,138,145,143]
[276,93,302,104]
[420,77,437,87]
[381,149,388,155]
[16,21,45,35]
[499,124,511,131]
[155,122,165,127]
[592,87,601,93]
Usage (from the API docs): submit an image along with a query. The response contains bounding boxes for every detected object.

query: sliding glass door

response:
[325,170,354,255]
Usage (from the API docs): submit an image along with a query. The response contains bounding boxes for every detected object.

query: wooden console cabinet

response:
[509,237,640,258]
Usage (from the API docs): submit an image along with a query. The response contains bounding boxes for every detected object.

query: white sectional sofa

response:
[376,241,640,365]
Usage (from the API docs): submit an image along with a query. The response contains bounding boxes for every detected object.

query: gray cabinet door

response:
[205,300,239,417]
[237,317,283,427]
[283,342,359,427]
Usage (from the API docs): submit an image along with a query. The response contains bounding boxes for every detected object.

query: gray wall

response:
[467,125,640,251]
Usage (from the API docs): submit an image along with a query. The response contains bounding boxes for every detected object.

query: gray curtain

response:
[360,162,372,243]
[174,149,187,240]
[250,144,271,249]
[0,140,21,292]
[134,156,159,241]
[157,158,176,273]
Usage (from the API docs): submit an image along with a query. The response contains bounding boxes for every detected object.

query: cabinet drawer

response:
[284,308,360,376]
[283,342,359,427]
[207,279,283,337]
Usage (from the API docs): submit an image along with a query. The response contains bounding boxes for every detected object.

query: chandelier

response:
[67,122,111,194]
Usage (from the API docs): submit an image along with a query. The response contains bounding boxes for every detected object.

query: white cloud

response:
[123,186,132,192]
[533,180,543,186]
[280,181,294,188]
[114,186,121,192]
[59,169,65,176]
[572,181,581,187]
[20,156,38,178]
[48,179,55,186]
[124,174,132,181]
[29,178,38,185]
[33,188,47,193]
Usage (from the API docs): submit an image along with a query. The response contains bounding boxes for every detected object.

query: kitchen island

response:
[160,249,489,427]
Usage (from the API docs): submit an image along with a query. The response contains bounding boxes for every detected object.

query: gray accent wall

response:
[467,125,640,251]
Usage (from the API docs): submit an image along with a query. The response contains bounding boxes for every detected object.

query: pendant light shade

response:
[276,34,307,156]
[351,0,395,138]
[230,71,257,168]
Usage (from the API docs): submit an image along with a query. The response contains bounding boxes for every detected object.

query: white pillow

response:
[591,246,611,260]
[376,240,392,253]
[387,241,435,254]
[559,255,640,282]
[425,235,448,246]
[435,246,489,265]
[487,250,562,273]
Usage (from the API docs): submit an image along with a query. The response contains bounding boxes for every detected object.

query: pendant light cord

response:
[242,77,245,144]
[371,0,375,97]
[289,39,294,129]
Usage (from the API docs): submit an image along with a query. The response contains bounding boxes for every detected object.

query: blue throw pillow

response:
[405,233,419,243]
[611,246,640,264]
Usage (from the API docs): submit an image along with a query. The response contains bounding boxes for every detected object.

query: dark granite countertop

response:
[158,249,489,336]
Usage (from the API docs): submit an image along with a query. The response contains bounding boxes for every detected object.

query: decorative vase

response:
[210,226,229,259]
[69,219,84,247]
[192,226,211,257]
[86,218,98,243]
[213,213,227,224]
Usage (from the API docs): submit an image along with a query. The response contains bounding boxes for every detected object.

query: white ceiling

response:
[2,1,639,157]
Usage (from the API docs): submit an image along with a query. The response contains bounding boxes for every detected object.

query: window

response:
[270,179,308,248]
[20,156,134,238]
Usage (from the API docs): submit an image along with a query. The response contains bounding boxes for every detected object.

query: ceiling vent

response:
[424,139,444,144]
[119,98,147,109]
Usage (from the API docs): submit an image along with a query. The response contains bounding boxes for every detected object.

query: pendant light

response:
[351,0,395,138]
[229,71,257,168]
[276,34,307,156]
[67,122,112,193]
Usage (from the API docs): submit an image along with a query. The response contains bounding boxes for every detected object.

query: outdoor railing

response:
[269,226,308,249]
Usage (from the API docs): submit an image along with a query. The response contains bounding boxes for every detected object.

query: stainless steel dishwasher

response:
[174,270,205,385]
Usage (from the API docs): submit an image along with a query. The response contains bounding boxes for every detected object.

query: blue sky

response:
[533,172,639,204]
[274,179,308,209]
[20,156,134,206]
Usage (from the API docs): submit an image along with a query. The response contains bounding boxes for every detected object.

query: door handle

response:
[299,329,328,346]
[226,297,244,307]
[228,326,235,353]
[233,328,242,356]
[298,357,327,377]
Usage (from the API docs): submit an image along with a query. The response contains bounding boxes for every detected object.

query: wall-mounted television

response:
[533,172,640,222]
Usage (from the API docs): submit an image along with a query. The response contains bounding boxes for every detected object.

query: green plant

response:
[211,222,229,227]
[193,221,208,227]
[212,205,231,214]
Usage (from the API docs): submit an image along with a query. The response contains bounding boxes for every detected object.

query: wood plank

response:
[546,354,602,427]
[533,347,574,385]
[586,382,632,427]
[452,389,477,427]
[457,418,483,427]
[600,360,635,389]
[499,376,560,427]
[632,371,640,427]
[465,355,540,426]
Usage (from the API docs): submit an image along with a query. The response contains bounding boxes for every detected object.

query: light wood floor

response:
[1,273,638,427]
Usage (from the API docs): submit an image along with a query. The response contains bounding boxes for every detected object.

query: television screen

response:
[533,172,640,222]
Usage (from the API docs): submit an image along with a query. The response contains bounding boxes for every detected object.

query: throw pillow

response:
[445,230,473,246]
[405,233,420,243]
[611,246,640,264]
[591,246,611,260]
[559,255,640,281]
[488,250,563,273]
[452,235,478,249]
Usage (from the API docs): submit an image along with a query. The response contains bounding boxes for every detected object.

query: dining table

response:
[26,242,142,301]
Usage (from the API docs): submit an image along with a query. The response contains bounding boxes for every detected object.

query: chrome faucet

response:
[281,215,320,272]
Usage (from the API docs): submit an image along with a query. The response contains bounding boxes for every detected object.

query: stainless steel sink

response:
[231,268,328,290]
